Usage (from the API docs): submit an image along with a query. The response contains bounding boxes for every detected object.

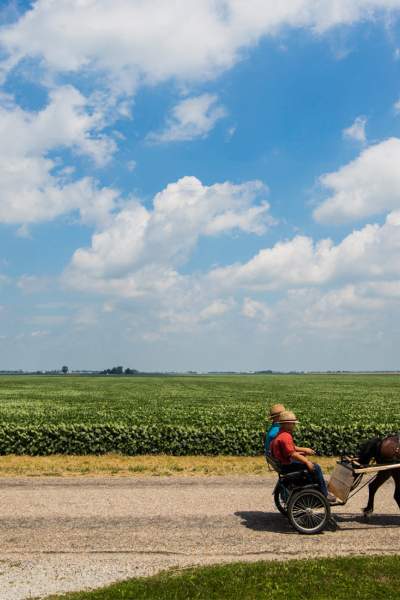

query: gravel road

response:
[1,475,400,599]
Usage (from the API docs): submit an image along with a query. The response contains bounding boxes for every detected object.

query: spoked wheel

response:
[287,489,330,534]
[273,481,289,515]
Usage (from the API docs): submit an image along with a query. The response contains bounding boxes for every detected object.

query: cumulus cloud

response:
[271,285,384,336]
[238,277,400,353]
[65,175,273,286]
[342,116,367,143]
[208,210,400,291]
[147,94,227,143]
[0,86,118,225]
[62,173,400,341]
[1,1,399,92]
[313,138,400,224]
[199,299,235,320]
[2,0,400,361]
[0,1,398,230]
[0,86,114,165]
[242,298,272,322]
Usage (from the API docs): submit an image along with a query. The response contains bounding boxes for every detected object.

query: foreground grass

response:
[0,454,337,477]
[47,556,400,600]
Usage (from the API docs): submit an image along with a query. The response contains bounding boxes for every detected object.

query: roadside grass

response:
[0,454,337,477]
[46,555,400,599]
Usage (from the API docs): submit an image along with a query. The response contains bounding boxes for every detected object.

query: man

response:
[263,403,285,457]
[270,410,335,502]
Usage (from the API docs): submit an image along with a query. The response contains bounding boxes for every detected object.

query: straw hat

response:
[269,403,285,420]
[278,410,299,424]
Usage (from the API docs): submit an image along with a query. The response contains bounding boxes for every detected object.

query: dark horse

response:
[357,435,400,517]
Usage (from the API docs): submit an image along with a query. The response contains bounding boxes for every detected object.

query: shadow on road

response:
[334,512,400,529]
[235,510,400,534]
[234,511,292,533]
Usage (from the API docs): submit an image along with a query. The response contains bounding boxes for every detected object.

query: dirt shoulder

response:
[0,454,338,477]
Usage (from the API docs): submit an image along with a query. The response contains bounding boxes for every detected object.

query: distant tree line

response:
[100,366,139,375]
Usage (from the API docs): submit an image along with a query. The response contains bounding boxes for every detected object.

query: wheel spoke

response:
[310,513,323,525]
[292,508,307,517]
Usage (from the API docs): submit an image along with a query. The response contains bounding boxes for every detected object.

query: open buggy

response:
[267,454,400,534]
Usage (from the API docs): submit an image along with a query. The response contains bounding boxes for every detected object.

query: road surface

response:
[1,476,399,599]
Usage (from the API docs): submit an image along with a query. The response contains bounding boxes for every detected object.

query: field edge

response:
[0,454,338,476]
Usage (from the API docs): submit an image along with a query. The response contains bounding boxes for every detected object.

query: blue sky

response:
[1,1,400,371]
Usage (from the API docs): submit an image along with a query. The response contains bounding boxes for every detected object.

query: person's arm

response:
[294,446,316,455]
[290,451,315,471]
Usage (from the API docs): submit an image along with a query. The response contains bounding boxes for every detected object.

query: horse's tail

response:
[357,437,381,465]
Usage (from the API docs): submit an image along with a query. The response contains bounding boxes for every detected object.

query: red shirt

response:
[270,431,295,465]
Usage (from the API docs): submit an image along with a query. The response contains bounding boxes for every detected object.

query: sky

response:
[1,1,400,372]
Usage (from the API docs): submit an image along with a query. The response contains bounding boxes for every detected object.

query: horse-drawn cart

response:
[267,455,400,534]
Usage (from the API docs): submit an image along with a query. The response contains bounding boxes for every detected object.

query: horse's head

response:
[379,435,400,463]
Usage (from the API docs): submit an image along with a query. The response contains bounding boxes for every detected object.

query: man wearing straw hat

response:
[270,410,335,501]
[263,403,285,457]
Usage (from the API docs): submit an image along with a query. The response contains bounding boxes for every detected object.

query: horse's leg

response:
[363,471,391,516]
[392,470,400,510]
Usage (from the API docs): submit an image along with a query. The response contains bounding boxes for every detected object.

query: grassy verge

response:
[0,454,338,477]
[46,555,400,600]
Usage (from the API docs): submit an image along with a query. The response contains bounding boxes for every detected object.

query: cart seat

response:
[266,455,309,481]
[280,469,309,481]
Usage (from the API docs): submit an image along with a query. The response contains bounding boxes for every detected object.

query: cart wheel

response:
[287,489,331,534]
[274,482,289,515]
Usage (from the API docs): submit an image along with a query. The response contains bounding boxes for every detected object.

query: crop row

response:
[0,423,395,456]
[1,375,400,429]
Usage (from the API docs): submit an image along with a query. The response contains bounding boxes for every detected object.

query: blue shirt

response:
[265,423,280,456]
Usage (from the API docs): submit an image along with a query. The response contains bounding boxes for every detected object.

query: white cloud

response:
[199,299,235,320]
[0,86,114,165]
[242,297,272,321]
[62,167,400,340]
[2,1,400,365]
[342,116,367,143]
[147,94,227,143]
[61,176,273,336]
[394,97,400,112]
[0,1,397,230]
[65,176,273,284]
[1,1,399,92]
[61,174,400,343]
[208,210,400,291]
[0,86,118,226]
[239,279,399,348]
[272,286,380,335]
[314,138,400,224]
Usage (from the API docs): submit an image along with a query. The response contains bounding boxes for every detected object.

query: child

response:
[263,403,285,456]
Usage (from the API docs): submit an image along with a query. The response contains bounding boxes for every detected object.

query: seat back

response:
[265,454,282,473]
[266,454,315,490]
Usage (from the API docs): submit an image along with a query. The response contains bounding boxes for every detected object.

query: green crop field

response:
[0,374,398,456]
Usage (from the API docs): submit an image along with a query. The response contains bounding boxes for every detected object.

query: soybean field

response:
[0,374,399,456]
